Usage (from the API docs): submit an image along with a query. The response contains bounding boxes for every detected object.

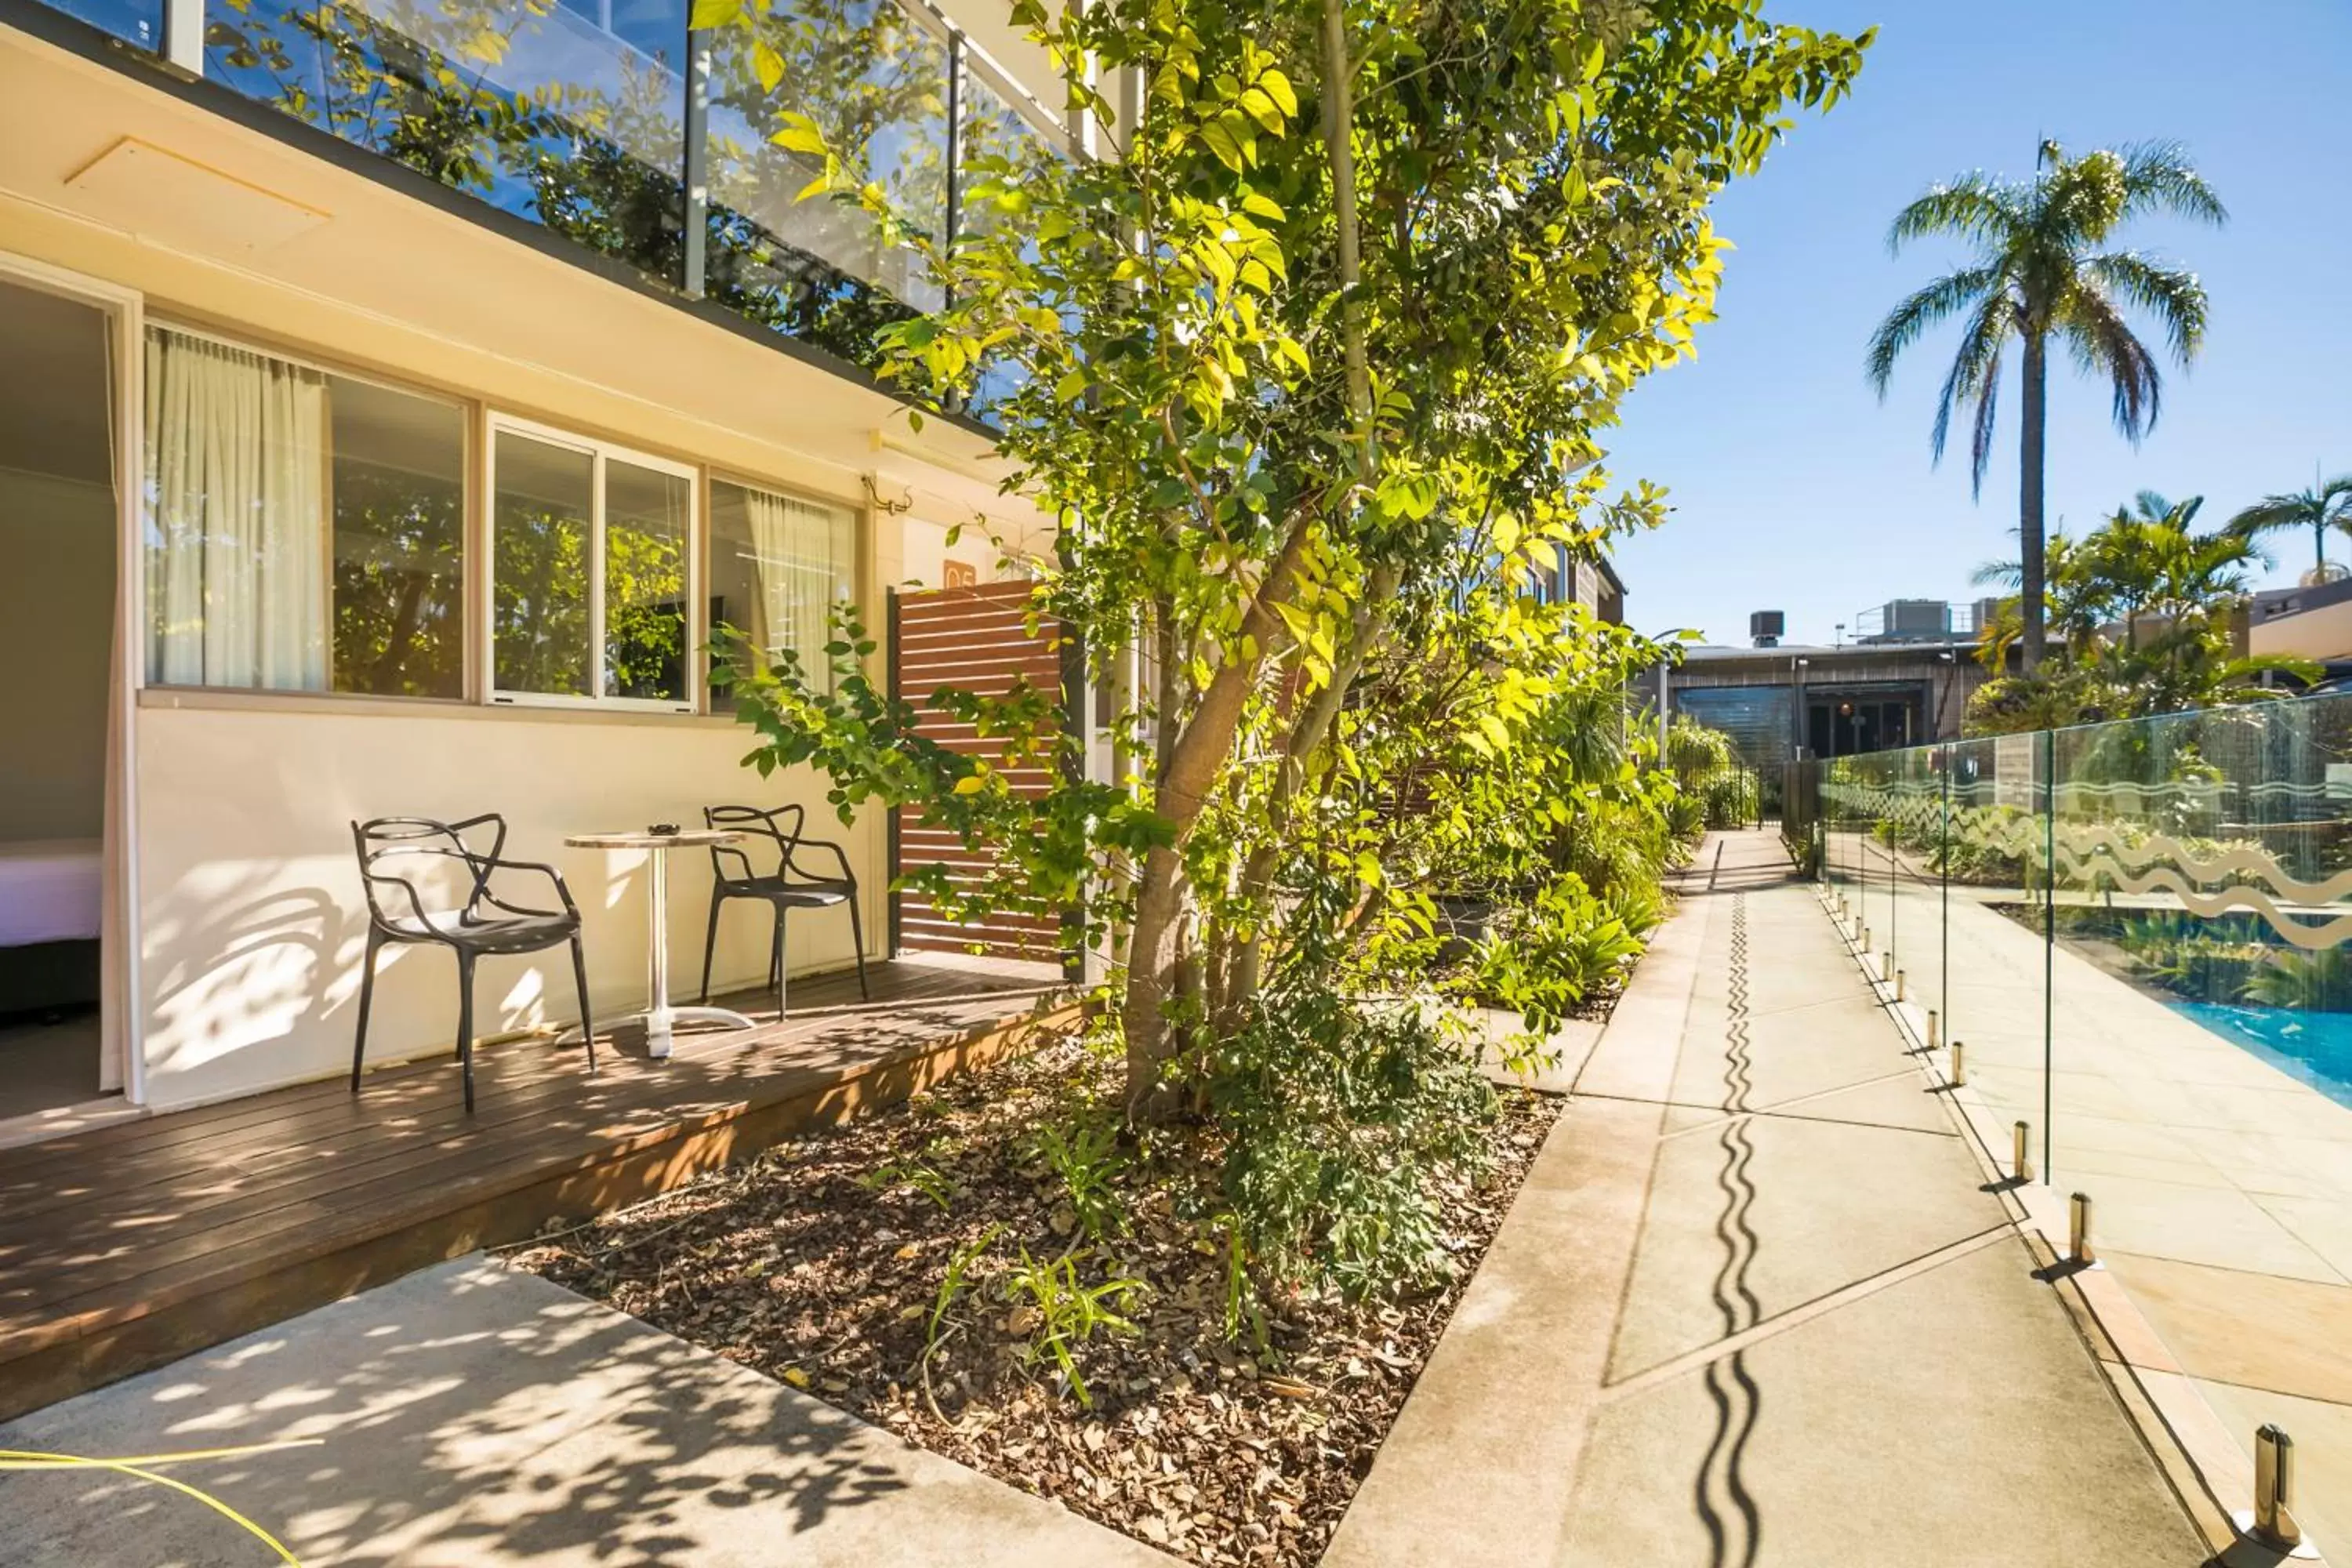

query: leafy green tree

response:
[1866,140,2225,673]
[2227,470,2352,583]
[1967,492,2303,732]
[713,0,1867,1137]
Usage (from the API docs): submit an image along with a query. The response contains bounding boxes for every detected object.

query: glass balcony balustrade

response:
[26,0,1062,384]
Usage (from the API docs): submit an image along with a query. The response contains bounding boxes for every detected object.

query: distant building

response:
[2251,576,2352,677]
[1649,597,1994,774]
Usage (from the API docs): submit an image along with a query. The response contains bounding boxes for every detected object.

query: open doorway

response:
[0,274,121,1126]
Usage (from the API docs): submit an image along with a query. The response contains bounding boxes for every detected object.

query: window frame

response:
[703,467,869,705]
[141,317,479,703]
[483,411,702,715]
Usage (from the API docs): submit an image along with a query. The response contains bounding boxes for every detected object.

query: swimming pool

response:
[2169,1000,2352,1112]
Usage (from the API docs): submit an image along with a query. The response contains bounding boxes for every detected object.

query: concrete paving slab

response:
[1610,1110,2006,1379]
[0,1258,1175,1568]
[1473,1007,1604,1094]
[1561,1243,2204,1568]
[2105,1251,2352,1407]
[1327,833,2206,1568]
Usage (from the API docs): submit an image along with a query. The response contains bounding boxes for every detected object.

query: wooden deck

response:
[0,959,1069,1423]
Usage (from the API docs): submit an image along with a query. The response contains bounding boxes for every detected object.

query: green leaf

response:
[752,36,784,93]
[1259,68,1297,118]
[1199,117,1245,172]
[1238,86,1284,135]
[768,111,829,156]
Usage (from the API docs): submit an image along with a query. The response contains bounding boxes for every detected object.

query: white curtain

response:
[144,328,329,690]
[742,487,855,692]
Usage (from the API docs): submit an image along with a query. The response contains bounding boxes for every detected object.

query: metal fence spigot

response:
[2068,1191,2094,1266]
[2253,1425,2306,1553]
[2012,1120,2033,1184]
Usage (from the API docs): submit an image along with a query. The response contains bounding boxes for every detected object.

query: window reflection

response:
[204,0,688,281]
[604,459,690,702]
[492,430,594,697]
[702,0,948,360]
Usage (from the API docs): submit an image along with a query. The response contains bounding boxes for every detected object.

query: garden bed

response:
[505,1030,1563,1566]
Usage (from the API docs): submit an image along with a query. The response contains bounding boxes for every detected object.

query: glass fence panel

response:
[46,0,160,48]
[1887,743,1944,1037]
[701,0,949,361]
[205,0,691,284]
[1795,694,2352,1544]
[956,61,1062,418]
[1821,756,1860,912]
[2047,696,2352,1548]
[1936,731,2050,1171]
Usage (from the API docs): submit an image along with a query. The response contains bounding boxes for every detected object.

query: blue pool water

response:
[2169,1000,2352,1112]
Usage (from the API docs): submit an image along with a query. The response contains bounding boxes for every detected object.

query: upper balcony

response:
[22,0,1065,387]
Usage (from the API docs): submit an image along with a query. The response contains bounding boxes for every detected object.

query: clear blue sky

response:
[1605,0,2352,648]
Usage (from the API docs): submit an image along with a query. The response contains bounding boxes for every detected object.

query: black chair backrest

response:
[353,815,508,929]
[706,804,808,885]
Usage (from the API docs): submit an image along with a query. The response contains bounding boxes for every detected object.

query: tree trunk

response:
[2019,331,2049,674]
[1222,564,1398,1019]
[1120,520,1314,1116]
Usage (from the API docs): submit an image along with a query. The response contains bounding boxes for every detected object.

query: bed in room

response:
[0,838,103,1017]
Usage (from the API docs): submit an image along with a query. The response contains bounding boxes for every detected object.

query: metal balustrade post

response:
[162,0,204,71]
[684,28,711,299]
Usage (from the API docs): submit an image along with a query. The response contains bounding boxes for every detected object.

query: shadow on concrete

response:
[0,1258,1121,1566]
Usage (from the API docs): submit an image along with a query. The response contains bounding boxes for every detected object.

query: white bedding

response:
[0,838,103,946]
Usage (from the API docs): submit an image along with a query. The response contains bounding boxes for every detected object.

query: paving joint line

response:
[1601,1224,2016,1403]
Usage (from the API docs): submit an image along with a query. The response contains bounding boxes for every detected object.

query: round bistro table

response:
[565,829,747,1059]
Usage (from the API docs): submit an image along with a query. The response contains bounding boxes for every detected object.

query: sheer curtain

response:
[742,487,855,692]
[143,327,328,689]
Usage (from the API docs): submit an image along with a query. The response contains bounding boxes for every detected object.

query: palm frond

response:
[1886,174,2025,254]
[2054,281,2163,441]
[1864,264,2002,395]
[1928,292,2011,492]
[2118,139,2229,228]
[2082,250,2210,363]
[2227,492,2322,539]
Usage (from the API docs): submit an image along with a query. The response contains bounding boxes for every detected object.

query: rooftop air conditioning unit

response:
[1749,610,1785,648]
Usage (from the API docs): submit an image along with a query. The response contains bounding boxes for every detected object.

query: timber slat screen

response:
[891,581,1067,964]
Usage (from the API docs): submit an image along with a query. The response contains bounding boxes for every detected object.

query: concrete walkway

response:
[1838,829,2352,1555]
[0,1257,1174,1567]
[1327,830,2210,1568]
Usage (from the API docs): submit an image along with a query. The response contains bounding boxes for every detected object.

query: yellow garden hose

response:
[0,1439,323,1566]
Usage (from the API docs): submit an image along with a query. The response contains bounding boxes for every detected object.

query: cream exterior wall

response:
[2252,602,2352,664]
[0,13,1061,1111]
[132,700,885,1109]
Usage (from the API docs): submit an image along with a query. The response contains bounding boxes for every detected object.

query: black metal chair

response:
[350,814,595,1113]
[699,804,869,1013]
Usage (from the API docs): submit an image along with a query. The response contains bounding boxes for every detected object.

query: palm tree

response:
[2226,470,2352,583]
[1867,140,2226,673]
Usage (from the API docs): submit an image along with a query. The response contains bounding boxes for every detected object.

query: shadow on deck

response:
[0,957,1072,1422]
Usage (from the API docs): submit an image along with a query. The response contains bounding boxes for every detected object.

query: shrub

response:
[1200,985,1497,1301]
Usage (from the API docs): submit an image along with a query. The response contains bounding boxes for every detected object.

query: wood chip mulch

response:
[505,1033,1564,1567]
